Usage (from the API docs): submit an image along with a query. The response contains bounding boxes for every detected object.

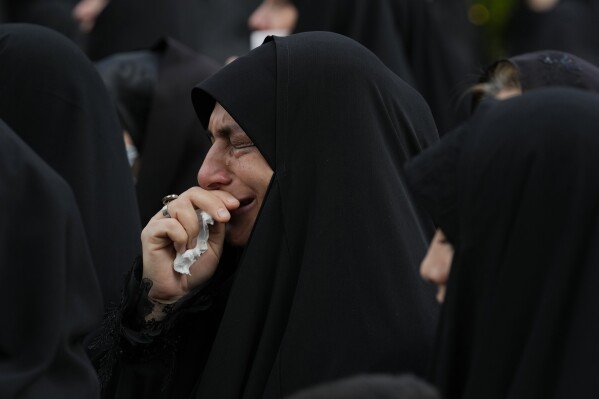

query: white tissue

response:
[173,210,214,275]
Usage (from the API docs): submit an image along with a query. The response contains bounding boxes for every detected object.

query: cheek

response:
[434,246,453,282]
[257,167,274,190]
[438,243,454,276]
[442,248,454,273]
[234,158,272,193]
[244,156,273,192]
[252,170,273,199]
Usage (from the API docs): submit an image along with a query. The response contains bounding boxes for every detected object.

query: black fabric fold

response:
[404,124,469,244]
[408,87,599,398]
[136,38,220,224]
[292,0,415,86]
[0,118,102,398]
[0,24,141,311]
[192,32,440,398]
[96,37,221,225]
[508,50,599,92]
[103,31,440,399]
[97,246,240,397]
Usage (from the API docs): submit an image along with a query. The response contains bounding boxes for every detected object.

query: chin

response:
[225,228,251,248]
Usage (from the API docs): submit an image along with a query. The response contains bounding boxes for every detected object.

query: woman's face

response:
[420,229,454,303]
[495,87,522,100]
[248,0,298,32]
[198,103,274,247]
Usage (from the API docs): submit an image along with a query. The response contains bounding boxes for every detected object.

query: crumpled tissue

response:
[173,210,214,275]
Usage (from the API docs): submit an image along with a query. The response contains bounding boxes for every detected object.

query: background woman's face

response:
[198,103,273,247]
[420,229,454,303]
[495,87,522,100]
[248,0,298,32]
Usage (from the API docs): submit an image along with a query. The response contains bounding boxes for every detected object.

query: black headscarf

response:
[86,0,261,64]
[96,38,221,225]
[2,0,84,49]
[0,24,141,311]
[95,50,160,150]
[0,119,102,397]
[291,0,415,86]
[85,0,178,61]
[507,0,599,67]
[426,51,599,238]
[404,126,467,245]
[173,0,261,64]
[191,31,440,398]
[407,88,599,398]
[404,96,499,244]
[393,0,484,133]
[508,50,599,92]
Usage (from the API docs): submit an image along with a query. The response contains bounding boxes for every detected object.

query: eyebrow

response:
[207,122,244,139]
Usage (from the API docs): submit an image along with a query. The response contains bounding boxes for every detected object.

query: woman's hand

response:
[141,187,240,304]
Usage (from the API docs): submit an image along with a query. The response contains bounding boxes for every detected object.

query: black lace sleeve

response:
[90,256,213,390]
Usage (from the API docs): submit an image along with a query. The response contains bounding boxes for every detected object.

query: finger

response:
[183,187,237,223]
[207,190,241,210]
[205,221,226,259]
[207,217,225,236]
[142,218,189,255]
[151,203,172,222]
[164,198,200,249]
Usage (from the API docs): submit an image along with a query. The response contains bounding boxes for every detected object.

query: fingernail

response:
[226,197,238,204]
[217,208,229,218]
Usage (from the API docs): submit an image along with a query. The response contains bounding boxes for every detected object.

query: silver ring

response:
[162,204,171,218]
[162,194,179,205]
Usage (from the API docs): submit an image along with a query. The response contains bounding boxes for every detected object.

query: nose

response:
[197,146,232,190]
[420,252,447,286]
[419,230,452,286]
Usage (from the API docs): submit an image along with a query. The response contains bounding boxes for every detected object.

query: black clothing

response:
[407,88,599,398]
[0,119,102,398]
[285,374,441,399]
[96,50,160,150]
[508,50,599,92]
[95,246,241,398]
[96,38,221,225]
[473,50,599,111]
[292,0,415,86]
[394,0,483,133]
[0,24,141,311]
[292,0,484,133]
[507,0,599,66]
[404,96,498,244]
[173,0,262,64]
[414,49,599,239]
[404,123,469,245]
[86,0,177,61]
[2,0,84,48]
[87,0,261,63]
[101,32,440,398]
[136,39,219,225]
[197,31,441,397]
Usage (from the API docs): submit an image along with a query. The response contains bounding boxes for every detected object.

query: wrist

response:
[147,285,182,305]
[145,296,176,322]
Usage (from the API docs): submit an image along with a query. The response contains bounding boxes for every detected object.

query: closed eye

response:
[232,142,255,150]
